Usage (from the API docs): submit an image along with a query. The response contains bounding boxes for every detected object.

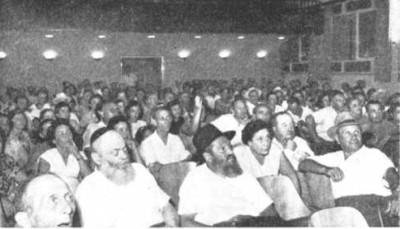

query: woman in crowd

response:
[37,120,91,191]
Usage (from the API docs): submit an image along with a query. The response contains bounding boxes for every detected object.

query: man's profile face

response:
[94,132,130,170]
[103,103,119,122]
[29,177,76,227]
[274,114,295,141]
[348,99,362,118]
[337,125,362,153]
[331,94,346,111]
[207,136,242,178]
[367,104,383,123]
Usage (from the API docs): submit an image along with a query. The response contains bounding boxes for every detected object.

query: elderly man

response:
[139,106,190,170]
[178,124,280,227]
[76,129,178,227]
[14,174,76,227]
[212,98,250,146]
[299,111,399,226]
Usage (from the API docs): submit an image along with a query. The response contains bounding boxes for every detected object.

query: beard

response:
[102,161,135,185]
[221,155,243,178]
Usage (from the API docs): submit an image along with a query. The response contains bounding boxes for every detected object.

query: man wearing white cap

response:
[299,111,399,226]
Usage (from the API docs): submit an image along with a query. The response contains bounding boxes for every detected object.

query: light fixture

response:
[98,35,106,39]
[43,49,58,60]
[218,49,231,59]
[45,34,54,38]
[147,35,156,39]
[256,50,268,58]
[194,35,202,39]
[278,36,286,40]
[0,51,7,59]
[237,36,245,40]
[91,50,105,60]
[178,49,191,59]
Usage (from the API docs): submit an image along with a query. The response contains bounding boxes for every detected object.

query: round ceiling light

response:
[256,50,268,58]
[218,49,231,59]
[178,49,191,59]
[0,51,7,59]
[43,49,58,60]
[237,36,245,40]
[91,50,105,60]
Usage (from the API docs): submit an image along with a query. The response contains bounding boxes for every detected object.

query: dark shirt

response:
[170,117,185,135]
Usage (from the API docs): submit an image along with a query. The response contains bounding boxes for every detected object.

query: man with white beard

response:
[75,128,178,227]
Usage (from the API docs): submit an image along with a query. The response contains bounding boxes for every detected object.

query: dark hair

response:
[90,127,108,146]
[107,115,130,131]
[135,125,156,145]
[89,94,104,110]
[125,100,143,119]
[38,119,56,142]
[241,120,273,145]
[48,119,75,146]
[287,97,300,105]
[39,108,55,121]
[54,101,71,115]
[167,99,180,109]
[366,100,384,111]
[330,90,344,99]
[8,111,28,131]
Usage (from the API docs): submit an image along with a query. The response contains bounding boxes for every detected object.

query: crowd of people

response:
[0,76,398,227]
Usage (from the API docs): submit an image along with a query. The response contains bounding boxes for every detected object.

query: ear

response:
[15,212,31,227]
[203,152,212,163]
[91,152,102,166]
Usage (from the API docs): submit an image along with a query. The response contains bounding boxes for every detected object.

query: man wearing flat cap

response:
[299,111,399,226]
[178,124,278,227]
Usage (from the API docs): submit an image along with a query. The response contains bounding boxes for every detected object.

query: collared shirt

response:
[211,114,248,146]
[308,146,394,199]
[27,103,51,120]
[178,164,272,226]
[76,163,169,228]
[312,106,338,141]
[287,106,313,125]
[140,132,190,166]
[269,137,314,170]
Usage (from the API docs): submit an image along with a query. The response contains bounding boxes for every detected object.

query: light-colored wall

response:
[0,30,283,91]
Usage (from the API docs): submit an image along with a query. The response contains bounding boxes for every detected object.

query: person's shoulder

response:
[141,132,157,145]
[76,171,103,195]
[40,148,58,159]
[233,144,250,156]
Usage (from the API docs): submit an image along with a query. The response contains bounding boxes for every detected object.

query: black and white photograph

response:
[0,0,399,227]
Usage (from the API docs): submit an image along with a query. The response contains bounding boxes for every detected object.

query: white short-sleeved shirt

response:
[178,164,272,226]
[28,103,51,120]
[139,132,190,166]
[311,106,338,141]
[76,163,170,227]
[211,114,247,146]
[309,146,394,199]
[270,137,314,170]
[234,145,280,177]
[39,148,80,189]
[130,120,147,138]
[287,106,313,125]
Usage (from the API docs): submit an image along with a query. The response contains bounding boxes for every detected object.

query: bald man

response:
[76,129,178,227]
[14,174,76,227]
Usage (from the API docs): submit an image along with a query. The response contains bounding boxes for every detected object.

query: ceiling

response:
[0,0,330,34]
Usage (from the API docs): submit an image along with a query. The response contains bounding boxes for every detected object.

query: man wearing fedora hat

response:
[178,124,277,226]
[299,111,399,226]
